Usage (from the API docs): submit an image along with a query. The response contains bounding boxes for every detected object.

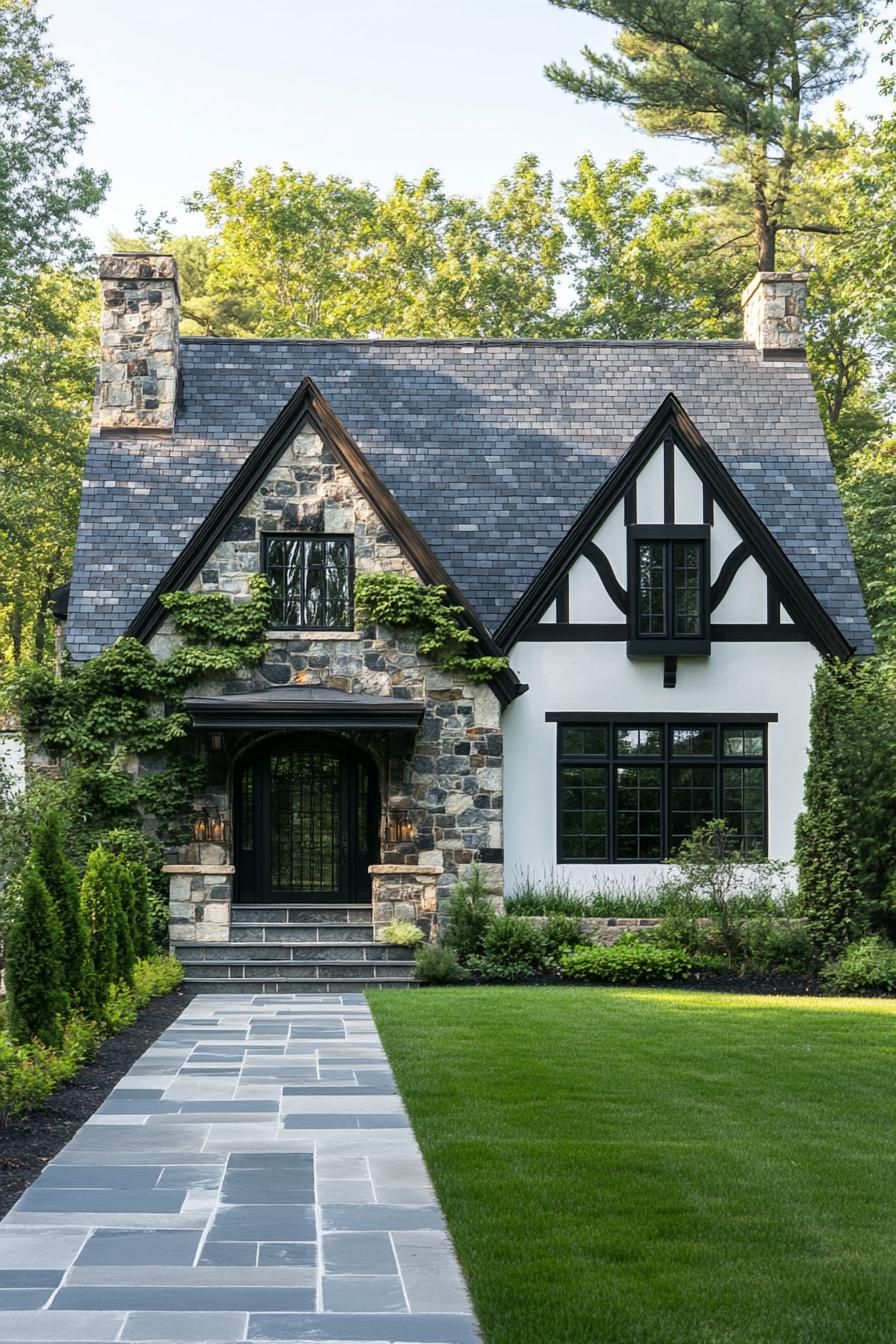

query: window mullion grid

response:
[664,542,673,640]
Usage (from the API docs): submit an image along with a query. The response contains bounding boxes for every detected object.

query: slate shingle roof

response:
[66,337,873,660]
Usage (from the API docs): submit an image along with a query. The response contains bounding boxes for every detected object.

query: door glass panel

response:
[270,749,341,893]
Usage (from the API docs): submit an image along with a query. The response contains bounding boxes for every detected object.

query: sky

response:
[44,0,890,250]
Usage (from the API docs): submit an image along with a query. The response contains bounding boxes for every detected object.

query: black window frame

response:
[262,532,355,632]
[627,524,711,656]
[555,716,769,864]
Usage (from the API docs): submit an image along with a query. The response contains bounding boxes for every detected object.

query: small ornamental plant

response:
[379,919,425,947]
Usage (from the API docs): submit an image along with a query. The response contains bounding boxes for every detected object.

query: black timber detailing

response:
[498,393,854,658]
[546,711,779,723]
[519,623,806,642]
[710,542,751,611]
[556,574,569,624]
[125,377,524,707]
[663,437,675,525]
[582,543,628,613]
[663,656,677,689]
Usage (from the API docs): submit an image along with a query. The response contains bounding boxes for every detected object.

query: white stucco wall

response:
[0,734,26,795]
[502,639,820,892]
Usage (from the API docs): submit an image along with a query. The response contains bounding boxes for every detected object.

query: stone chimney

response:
[97,253,180,434]
[741,271,808,355]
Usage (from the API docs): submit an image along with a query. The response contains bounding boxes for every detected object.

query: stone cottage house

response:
[59,254,871,990]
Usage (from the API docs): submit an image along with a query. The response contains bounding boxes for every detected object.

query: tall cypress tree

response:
[5,865,69,1046]
[30,810,89,1005]
[80,847,119,1011]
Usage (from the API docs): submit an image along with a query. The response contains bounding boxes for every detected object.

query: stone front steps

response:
[174,903,418,994]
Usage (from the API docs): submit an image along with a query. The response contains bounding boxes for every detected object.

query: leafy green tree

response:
[841,439,896,652]
[0,2,106,665]
[546,0,869,269]
[29,809,89,1005]
[0,270,97,664]
[80,846,120,1010]
[0,0,107,312]
[5,863,68,1045]
[562,151,748,337]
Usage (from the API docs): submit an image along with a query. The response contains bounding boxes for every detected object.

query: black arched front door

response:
[235,737,379,903]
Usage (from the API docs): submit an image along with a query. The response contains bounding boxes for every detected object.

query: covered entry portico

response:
[165,686,438,990]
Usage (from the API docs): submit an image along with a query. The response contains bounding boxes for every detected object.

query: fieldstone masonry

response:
[97,253,180,434]
[741,271,808,353]
[152,425,504,942]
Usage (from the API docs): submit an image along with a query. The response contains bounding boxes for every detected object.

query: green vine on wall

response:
[354,573,509,683]
[3,576,272,843]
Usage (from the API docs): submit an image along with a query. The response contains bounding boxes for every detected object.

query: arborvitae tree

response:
[110,857,137,985]
[5,864,69,1046]
[80,846,120,1010]
[99,828,168,951]
[30,810,89,1004]
[795,661,865,956]
[127,861,154,959]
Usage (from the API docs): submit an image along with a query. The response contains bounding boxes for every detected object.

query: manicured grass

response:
[369,987,896,1344]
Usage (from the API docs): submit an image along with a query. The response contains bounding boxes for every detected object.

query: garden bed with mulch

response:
[0,988,193,1219]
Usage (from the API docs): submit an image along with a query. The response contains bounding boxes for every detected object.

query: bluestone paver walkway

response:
[0,994,480,1343]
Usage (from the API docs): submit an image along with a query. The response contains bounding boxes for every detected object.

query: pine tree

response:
[30,810,89,1005]
[5,864,69,1046]
[80,846,120,1011]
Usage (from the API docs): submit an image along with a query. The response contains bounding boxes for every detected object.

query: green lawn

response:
[369,987,896,1344]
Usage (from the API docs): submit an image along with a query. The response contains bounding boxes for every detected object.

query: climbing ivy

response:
[354,572,509,683]
[3,576,272,844]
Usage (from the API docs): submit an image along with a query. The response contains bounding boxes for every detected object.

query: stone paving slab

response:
[0,994,480,1344]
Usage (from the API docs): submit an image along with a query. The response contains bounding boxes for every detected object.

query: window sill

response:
[268,629,362,641]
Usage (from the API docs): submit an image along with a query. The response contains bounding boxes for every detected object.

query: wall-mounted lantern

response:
[193,807,226,845]
[388,809,414,845]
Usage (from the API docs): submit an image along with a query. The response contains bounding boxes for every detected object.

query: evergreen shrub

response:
[414,945,469,985]
[468,915,547,981]
[821,936,896,994]
[560,937,724,985]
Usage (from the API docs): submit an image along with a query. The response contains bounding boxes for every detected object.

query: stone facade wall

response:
[152,425,504,939]
[741,272,808,353]
[97,254,180,434]
[522,916,662,946]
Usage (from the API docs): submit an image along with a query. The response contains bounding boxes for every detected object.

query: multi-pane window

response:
[264,535,353,630]
[557,720,768,862]
[628,527,709,652]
